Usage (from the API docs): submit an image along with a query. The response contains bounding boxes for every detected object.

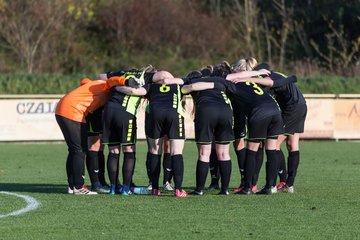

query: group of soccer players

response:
[55,57,307,197]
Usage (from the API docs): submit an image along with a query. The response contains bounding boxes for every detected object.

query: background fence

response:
[0,94,359,141]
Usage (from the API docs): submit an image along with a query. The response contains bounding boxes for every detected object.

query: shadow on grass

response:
[0,183,68,194]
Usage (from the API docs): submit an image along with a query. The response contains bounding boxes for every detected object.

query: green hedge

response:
[0,73,359,94]
[297,76,360,94]
[0,73,97,94]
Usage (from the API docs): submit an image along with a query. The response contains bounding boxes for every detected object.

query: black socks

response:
[107,152,120,186]
[196,160,209,191]
[171,154,184,190]
[149,153,161,190]
[86,150,99,185]
[219,160,231,191]
[287,151,300,186]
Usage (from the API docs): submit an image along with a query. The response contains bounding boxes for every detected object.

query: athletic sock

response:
[265,150,278,188]
[244,149,257,190]
[146,152,151,184]
[209,148,219,185]
[196,160,209,191]
[98,150,107,185]
[253,147,264,186]
[122,152,135,186]
[149,153,161,190]
[162,152,172,184]
[171,154,184,190]
[287,151,300,186]
[86,150,100,185]
[107,152,120,186]
[277,149,287,182]
[235,148,246,186]
[219,160,231,191]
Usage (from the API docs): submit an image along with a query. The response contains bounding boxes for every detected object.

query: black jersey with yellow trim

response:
[270,72,306,109]
[187,76,232,108]
[144,83,184,116]
[199,77,277,117]
[107,88,142,116]
[106,69,154,85]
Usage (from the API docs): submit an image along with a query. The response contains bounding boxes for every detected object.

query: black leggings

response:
[56,115,88,189]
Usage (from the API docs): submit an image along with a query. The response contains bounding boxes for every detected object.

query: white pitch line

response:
[0,191,40,219]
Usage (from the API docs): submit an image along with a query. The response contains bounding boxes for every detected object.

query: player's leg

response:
[256,138,278,194]
[86,135,108,192]
[192,143,212,195]
[233,138,246,192]
[55,115,96,195]
[276,134,288,190]
[256,112,284,195]
[237,140,260,194]
[216,143,232,195]
[252,141,264,192]
[171,139,188,197]
[107,145,121,194]
[147,137,163,195]
[162,135,173,190]
[285,133,300,193]
[208,144,220,190]
[121,144,136,195]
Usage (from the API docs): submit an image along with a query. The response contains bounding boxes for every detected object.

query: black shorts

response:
[194,105,234,144]
[282,103,307,134]
[85,107,103,136]
[233,105,246,139]
[102,104,137,146]
[247,104,284,141]
[147,109,185,140]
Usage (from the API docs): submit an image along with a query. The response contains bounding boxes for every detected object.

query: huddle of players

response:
[59,57,306,196]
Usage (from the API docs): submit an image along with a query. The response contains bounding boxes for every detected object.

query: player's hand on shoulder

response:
[127,77,142,88]
[258,69,271,75]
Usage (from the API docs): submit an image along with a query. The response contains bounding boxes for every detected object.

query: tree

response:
[0,1,67,72]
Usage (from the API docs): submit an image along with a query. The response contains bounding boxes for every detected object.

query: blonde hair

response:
[141,64,157,73]
[231,57,258,72]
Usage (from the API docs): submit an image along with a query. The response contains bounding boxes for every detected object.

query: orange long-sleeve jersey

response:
[55,76,128,123]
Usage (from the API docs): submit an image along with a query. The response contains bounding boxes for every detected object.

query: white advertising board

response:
[0,95,359,141]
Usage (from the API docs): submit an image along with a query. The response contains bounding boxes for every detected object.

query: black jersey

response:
[270,72,306,110]
[107,88,142,116]
[224,80,277,117]
[105,69,152,115]
[106,69,154,85]
[188,76,232,108]
[144,83,184,116]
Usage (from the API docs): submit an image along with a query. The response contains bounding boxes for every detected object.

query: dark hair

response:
[185,70,202,79]
[200,65,213,77]
[211,62,231,78]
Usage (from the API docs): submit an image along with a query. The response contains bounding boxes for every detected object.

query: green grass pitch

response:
[0,141,360,239]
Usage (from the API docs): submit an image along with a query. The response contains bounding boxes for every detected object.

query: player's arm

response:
[106,76,141,89]
[181,82,214,94]
[114,86,147,96]
[229,75,297,88]
[226,69,270,81]
[156,77,185,85]
[230,77,274,86]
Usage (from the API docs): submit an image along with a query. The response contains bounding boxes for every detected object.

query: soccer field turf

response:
[0,141,360,239]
